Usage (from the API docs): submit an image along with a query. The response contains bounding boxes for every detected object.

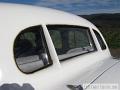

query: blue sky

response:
[0,0,120,15]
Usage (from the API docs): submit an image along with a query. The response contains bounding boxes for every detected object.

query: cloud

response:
[33,0,120,14]
[36,0,80,4]
[74,8,120,15]
[1,0,119,14]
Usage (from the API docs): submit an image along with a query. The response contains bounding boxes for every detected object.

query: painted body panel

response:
[0,3,119,90]
[89,58,120,84]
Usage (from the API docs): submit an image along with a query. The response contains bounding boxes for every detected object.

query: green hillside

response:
[80,13,120,49]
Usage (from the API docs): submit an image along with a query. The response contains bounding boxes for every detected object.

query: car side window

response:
[14,26,52,73]
[93,30,107,50]
[47,25,96,60]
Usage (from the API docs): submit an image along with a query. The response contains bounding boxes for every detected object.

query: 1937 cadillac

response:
[0,3,119,90]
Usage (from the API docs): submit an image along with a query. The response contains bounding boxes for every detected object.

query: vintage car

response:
[0,3,119,90]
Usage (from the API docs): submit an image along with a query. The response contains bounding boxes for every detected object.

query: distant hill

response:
[79,13,120,48]
[80,13,120,29]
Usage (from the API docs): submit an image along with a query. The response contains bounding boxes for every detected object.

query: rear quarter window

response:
[93,30,107,50]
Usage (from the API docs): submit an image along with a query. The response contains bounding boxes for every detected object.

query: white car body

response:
[0,3,119,90]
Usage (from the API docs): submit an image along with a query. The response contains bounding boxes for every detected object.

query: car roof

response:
[0,3,98,30]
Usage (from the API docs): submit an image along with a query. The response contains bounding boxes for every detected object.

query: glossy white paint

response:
[0,69,2,82]
[92,59,120,84]
[0,3,118,90]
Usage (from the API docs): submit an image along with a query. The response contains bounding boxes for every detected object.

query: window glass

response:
[14,26,52,73]
[69,30,90,48]
[48,25,96,60]
[49,30,62,49]
[93,30,107,50]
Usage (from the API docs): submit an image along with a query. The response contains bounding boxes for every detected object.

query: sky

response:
[0,0,120,15]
